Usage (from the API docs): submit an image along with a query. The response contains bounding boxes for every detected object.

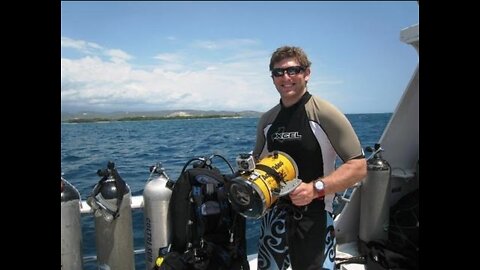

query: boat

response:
[61,22,418,270]
[332,22,418,270]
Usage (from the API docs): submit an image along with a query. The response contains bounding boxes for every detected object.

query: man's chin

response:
[280,90,299,98]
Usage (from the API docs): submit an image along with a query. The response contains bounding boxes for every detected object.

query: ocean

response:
[61,113,391,270]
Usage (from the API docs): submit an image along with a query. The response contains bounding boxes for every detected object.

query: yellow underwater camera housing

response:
[226,151,301,219]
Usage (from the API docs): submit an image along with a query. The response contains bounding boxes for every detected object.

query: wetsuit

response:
[253,91,364,270]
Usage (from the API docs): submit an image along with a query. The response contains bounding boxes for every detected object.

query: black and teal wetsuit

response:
[253,91,364,270]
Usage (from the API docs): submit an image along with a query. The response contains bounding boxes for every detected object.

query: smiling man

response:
[252,46,367,270]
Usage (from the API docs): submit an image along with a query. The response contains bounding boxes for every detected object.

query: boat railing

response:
[80,195,144,214]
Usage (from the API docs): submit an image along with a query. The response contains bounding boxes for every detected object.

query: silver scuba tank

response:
[87,161,135,270]
[143,162,172,270]
[359,144,391,247]
[61,176,83,270]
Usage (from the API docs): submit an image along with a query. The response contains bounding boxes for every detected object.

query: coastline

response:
[63,113,244,123]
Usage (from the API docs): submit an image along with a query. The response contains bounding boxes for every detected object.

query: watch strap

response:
[315,179,325,198]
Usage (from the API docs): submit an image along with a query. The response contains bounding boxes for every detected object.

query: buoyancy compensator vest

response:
[153,154,249,270]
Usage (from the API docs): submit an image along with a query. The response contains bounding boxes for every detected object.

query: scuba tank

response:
[61,176,83,270]
[143,162,172,270]
[359,143,391,251]
[87,161,135,270]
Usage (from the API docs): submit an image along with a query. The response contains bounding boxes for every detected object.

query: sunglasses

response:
[271,66,305,77]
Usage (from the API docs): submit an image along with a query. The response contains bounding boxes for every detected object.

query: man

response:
[253,46,367,270]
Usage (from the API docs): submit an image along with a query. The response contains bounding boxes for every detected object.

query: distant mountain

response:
[61,110,263,122]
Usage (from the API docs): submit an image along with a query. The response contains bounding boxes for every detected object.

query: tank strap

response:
[110,168,127,216]
[90,167,127,221]
[191,185,206,247]
[255,164,284,183]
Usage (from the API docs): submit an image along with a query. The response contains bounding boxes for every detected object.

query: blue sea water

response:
[61,113,391,270]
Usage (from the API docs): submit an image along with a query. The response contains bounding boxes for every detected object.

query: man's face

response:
[271,57,310,106]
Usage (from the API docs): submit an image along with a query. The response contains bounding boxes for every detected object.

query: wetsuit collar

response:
[280,91,312,110]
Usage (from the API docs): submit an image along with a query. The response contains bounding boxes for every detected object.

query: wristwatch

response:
[314,178,326,198]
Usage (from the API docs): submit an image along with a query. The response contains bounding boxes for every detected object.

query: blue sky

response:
[61,1,418,114]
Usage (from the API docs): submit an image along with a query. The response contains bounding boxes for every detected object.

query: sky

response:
[61,1,419,114]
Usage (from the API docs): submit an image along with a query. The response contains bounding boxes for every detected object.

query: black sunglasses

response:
[271,66,305,77]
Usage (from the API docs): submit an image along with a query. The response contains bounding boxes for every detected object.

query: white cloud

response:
[61,37,102,54]
[105,49,133,64]
[153,53,183,63]
[61,36,278,112]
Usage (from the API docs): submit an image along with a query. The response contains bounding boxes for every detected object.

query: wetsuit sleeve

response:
[306,97,364,162]
[253,116,266,160]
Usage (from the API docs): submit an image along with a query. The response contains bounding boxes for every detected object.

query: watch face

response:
[315,180,324,190]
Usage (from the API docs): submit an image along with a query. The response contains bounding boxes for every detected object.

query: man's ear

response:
[304,67,311,82]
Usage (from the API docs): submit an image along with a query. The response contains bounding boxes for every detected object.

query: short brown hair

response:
[269,46,312,71]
